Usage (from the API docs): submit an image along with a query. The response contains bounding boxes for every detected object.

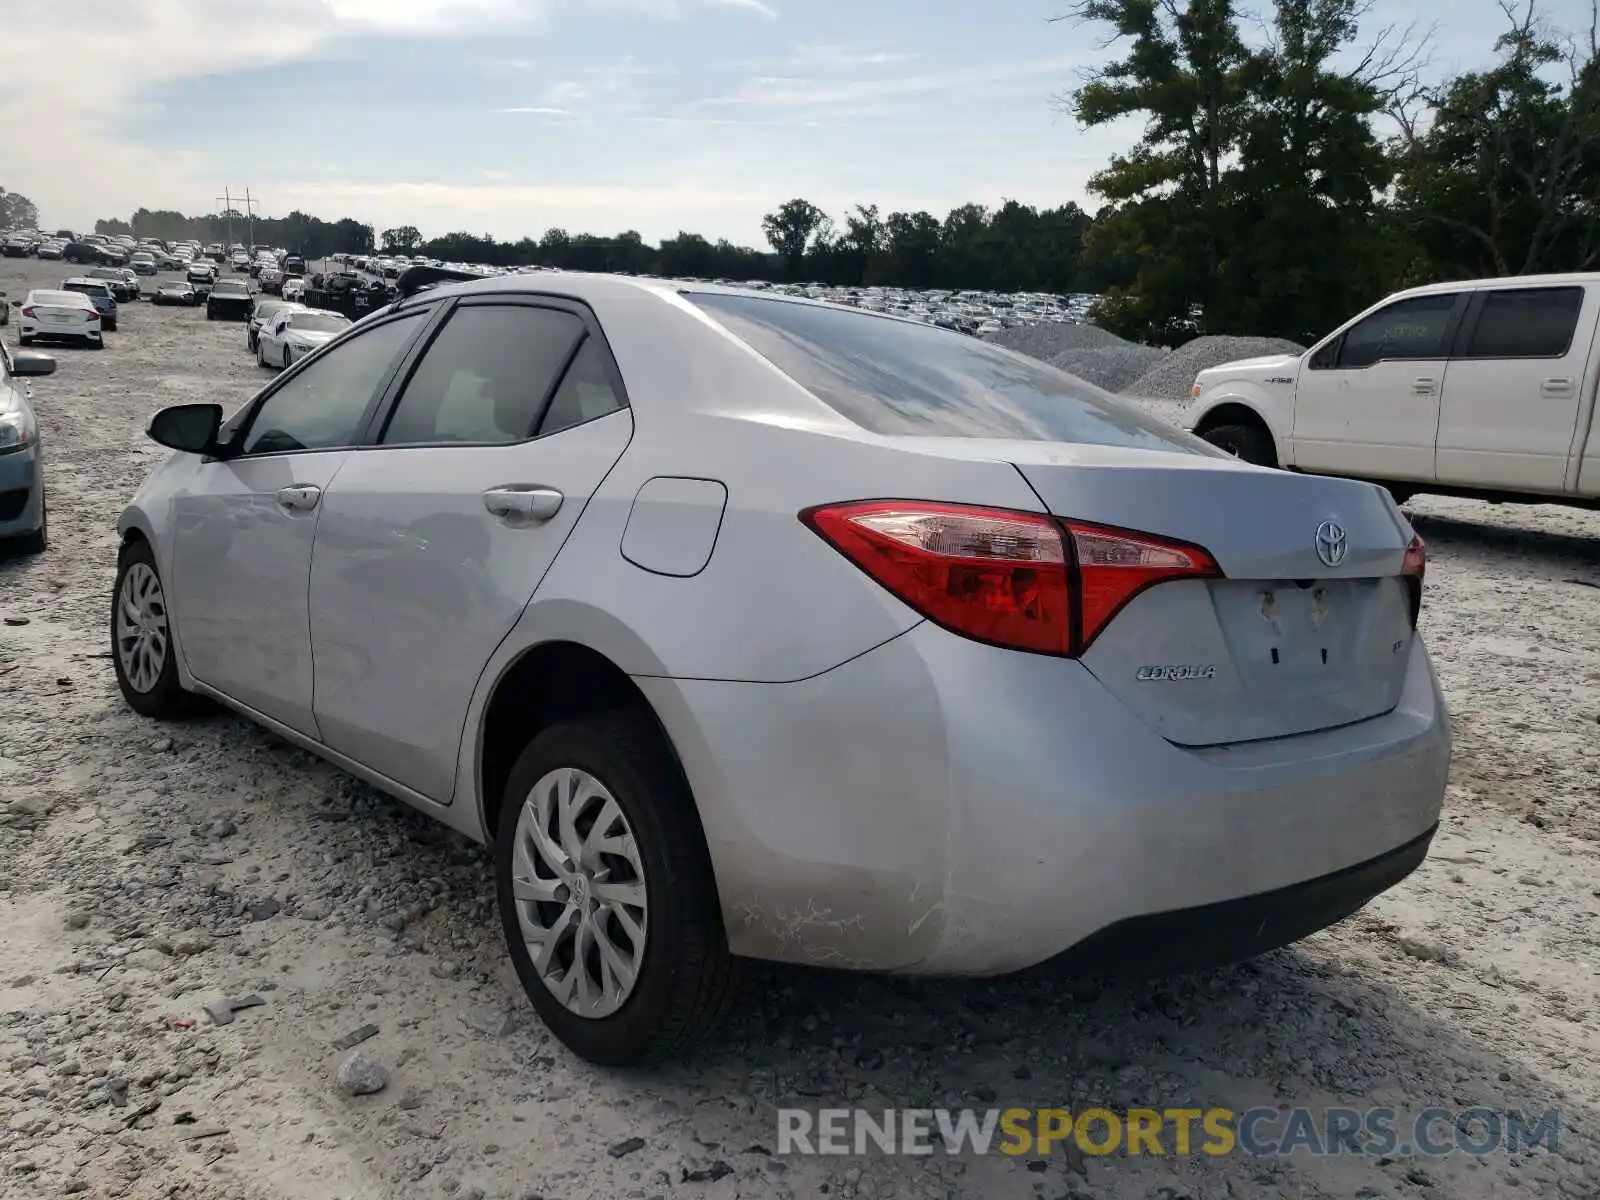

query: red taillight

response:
[21,306,35,318]
[801,501,1220,656]
[1066,520,1221,649]
[1402,533,1426,623]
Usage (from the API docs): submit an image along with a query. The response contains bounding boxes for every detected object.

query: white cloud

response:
[695,55,1091,113]
[0,0,767,232]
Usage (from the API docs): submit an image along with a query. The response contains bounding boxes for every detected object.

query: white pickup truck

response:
[1180,273,1600,507]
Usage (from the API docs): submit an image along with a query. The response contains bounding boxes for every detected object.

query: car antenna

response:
[396,265,481,300]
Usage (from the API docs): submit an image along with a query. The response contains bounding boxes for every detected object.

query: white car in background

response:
[281,277,306,302]
[256,308,351,369]
[15,289,103,348]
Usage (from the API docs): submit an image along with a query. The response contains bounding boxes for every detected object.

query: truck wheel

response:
[1201,423,1276,467]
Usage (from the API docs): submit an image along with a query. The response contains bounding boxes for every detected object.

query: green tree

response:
[761,198,831,280]
[1059,0,1252,341]
[1,188,42,229]
[1394,0,1600,278]
[381,225,424,253]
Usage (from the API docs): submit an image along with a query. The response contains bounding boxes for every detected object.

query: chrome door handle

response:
[1413,377,1437,394]
[483,485,563,521]
[1541,377,1575,397]
[276,484,321,512]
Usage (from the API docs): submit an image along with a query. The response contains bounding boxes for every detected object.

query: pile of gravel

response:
[1122,334,1305,400]
[1048,344,1169,393]
[983,320,1128,359]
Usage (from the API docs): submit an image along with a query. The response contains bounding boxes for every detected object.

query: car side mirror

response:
[147,403,225,456]
[11,351,57,378]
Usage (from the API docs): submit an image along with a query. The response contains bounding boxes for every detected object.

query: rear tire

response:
[111,540,206,720]
[495,710,738,1065]
[1201,422,1276,467]
[19,335,31,346]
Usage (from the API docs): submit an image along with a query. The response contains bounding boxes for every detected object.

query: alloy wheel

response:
[115,562,169,694]
[510,767,649,1018]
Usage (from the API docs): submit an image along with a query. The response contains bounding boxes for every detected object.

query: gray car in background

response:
[111,273,1451,1065]
[0,341,57,554]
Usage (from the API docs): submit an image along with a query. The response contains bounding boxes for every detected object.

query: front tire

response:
[1200,422,1276,467]
[111,540,204,719]
[14,496,45,556]
[496,710,737,1065]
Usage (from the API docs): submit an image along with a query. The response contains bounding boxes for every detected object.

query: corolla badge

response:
[1315,520,1348,567]
[1135,664,1217,681]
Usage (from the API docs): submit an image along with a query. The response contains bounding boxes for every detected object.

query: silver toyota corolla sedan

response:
[112,271,1450,1065]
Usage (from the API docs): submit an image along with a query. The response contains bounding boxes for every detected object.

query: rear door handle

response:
[1413,377,1437,395]
[276,484,321,512]
[483,485,563,522]
[1541,377,1575,397]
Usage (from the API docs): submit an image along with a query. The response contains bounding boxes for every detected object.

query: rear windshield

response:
[213,282,247,294]
[64,282,110,296]
[34,291,87,305]
[290,313,348,333]
[687,292,1205,450]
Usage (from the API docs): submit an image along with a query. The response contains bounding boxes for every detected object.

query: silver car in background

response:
[0,340,57,554]
[112,272,1450,1065]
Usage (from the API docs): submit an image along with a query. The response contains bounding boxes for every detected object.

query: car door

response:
[1290,290,1468,481]
[167,311,428,735]
[307,297,634,802]
[261,313,290,365]
[1435,283,1598,492]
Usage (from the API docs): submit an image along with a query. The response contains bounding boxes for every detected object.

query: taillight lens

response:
[1402,533,1426,624]
[20,306,35,318]
[802,501,1220,656]
[1067,520,1221,649]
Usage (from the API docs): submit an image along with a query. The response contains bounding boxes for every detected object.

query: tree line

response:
[32,0,1596,347]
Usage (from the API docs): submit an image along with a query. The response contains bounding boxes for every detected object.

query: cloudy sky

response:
[5,0,1591,246]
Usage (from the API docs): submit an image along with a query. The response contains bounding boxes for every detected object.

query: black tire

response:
[105,319,117,332]
[87,337,103,350]
[18,335,31,346]
[495,710,738,1066]
[205,309,215,320]
[110,540,206,719]
[14,496,45,556]
[1201,422,1276,467]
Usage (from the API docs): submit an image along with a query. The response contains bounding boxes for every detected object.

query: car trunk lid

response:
[1011,446,1416,747]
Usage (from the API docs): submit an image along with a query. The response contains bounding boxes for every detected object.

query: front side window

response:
[1462,287,1584,359]
[1337,294,1460,368]
[239,315,420,455]
[380,305,585,446]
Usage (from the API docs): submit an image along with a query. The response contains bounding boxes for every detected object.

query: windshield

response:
[290,313,349,334]
[686,292,1208,450]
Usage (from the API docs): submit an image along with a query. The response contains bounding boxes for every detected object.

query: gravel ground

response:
[3,255,1599,1200]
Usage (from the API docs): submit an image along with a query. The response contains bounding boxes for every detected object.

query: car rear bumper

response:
[640,621,1449,975]
[0,446,43,536]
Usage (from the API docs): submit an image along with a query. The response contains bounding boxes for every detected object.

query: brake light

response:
[21,306,35,318]
[802,501,1220,656]
[1066,521,1221,649]
[1402,533,1426,624]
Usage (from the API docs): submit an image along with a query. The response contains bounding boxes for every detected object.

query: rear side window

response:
[1337,294,1459,368]
[687,292,1207,450]
[380,304,585,446]
[1462,287,1584,359]
[538,336,626,436]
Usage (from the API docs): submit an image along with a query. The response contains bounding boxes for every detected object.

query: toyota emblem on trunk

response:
[1315,520,1348,567]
